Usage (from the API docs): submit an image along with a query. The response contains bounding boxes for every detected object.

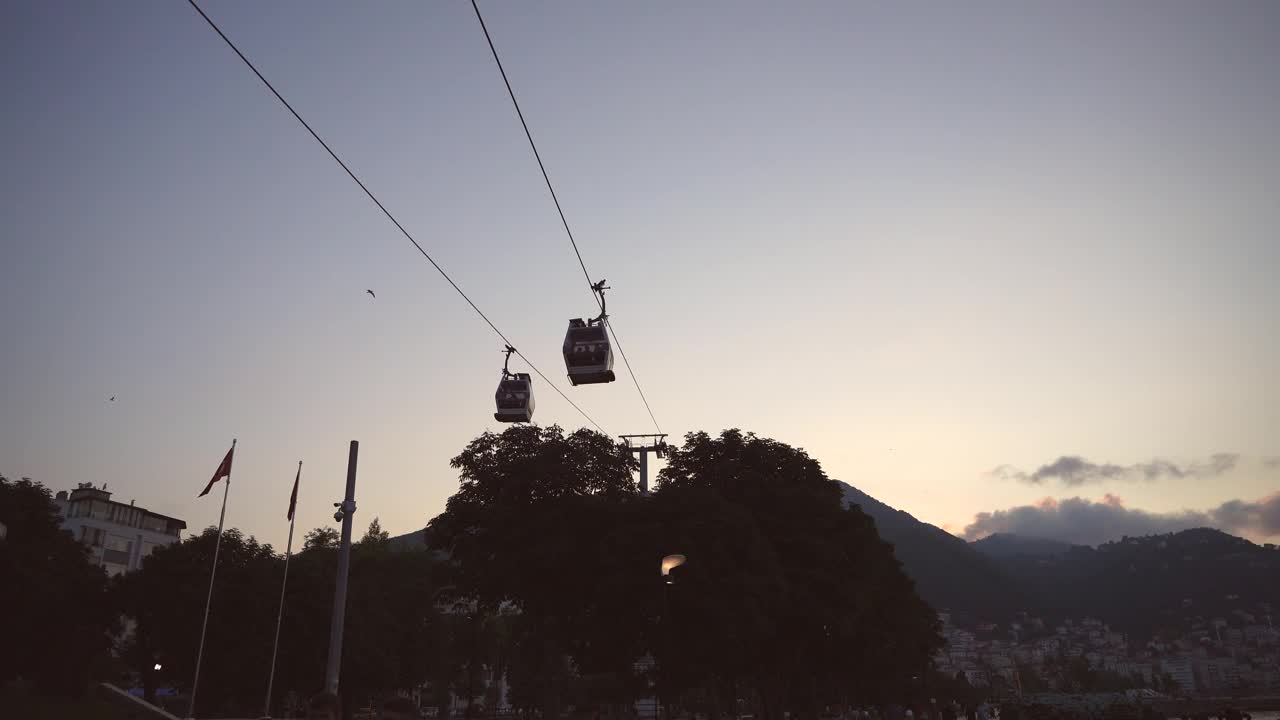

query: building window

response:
[103,548,130,566]
[81,527,106,547]
[105,534,132,554]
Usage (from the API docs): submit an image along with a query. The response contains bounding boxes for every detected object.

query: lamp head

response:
[661,554,687,580]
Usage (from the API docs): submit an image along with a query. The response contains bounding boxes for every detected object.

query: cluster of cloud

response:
[989,453,1239,486]
[961,492,1280,546]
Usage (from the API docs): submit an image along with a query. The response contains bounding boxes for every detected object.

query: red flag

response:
[287,462,301,521]
[199,443,235,497]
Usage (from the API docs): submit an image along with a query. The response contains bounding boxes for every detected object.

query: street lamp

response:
[661,554,686,584]
[658,554,686,720]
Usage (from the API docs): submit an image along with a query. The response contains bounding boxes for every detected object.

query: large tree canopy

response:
[444,424,638,507]
[426,426,941,720]
[657,430,941,713]
[426,425,649,718]
[426,425,640,608]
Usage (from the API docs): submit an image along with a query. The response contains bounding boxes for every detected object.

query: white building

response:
[1194,657,1240,690]
[1116,661,1154,685]
[1160,657,1196,694]
[54,483,185,576]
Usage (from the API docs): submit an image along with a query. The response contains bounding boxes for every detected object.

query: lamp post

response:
[143,654,163,705]
[658,554,686,720]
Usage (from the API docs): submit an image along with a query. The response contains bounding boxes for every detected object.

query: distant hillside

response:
[388,528,425,551]
[980,527,1280,639]
[839,482,1024,619]
[971,533,1075,559]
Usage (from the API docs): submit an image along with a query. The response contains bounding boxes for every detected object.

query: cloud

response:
[961,492,1280,546]
[1212,493,1280,537]
[990,453,1238,486]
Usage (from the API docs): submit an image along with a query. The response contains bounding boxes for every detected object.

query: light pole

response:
[325,440,359,696]
[659,555,686,720]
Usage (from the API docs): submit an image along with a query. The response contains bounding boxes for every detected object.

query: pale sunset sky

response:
[3,1,1277,549]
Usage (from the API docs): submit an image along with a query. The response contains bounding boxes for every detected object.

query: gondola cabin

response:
[562,319,615,385]
[494,373,534,422]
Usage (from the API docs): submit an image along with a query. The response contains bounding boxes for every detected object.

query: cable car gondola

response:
[495,345,534,423]
[563,280,615,386]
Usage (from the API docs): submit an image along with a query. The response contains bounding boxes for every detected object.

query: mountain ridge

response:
[838,481,1024,619]
[979,526,1280,639]
[970,533,1076,558]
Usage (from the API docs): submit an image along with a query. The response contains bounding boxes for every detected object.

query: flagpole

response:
[189,438,234,720]
[263,461,300,719]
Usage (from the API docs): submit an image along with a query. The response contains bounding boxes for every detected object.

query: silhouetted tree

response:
[426,425,643,717]
[116,527,278,717]
[427,427,941,720]
[0,476,116,696]
[117,522,445,719]
[622,482,784,716]
[358,517,390,548]
[334,525,440,715]
[303,525,340,551]
[657,430,942,719]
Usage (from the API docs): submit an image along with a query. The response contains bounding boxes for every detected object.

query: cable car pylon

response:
[621,433,668,494]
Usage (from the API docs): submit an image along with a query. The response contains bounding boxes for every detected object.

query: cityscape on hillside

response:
[936,608,1280,695]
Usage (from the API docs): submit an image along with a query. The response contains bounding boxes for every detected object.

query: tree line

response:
[1,427,942,719]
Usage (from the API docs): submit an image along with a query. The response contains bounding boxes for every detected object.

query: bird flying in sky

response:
[109,396,115,402]
[366,289,376,299]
